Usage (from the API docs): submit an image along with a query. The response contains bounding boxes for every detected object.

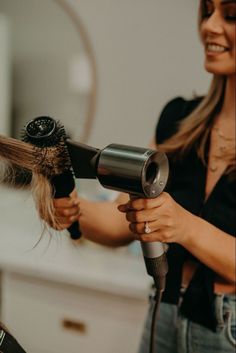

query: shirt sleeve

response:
[155,96,187,144]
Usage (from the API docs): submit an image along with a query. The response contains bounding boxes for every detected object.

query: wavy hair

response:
[158,1,235,176]
[0,134,61,230]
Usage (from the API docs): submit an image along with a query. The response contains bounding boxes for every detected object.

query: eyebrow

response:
[221,0,236,3]
[206,0,236,4]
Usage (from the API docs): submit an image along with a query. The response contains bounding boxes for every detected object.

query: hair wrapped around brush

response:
[0,133,63,230]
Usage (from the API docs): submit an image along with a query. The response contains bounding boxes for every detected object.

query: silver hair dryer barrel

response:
[97,144,168,198]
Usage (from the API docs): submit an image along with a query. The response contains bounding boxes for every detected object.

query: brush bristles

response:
[21,117,72,177]
[22,121,66,148]
[33,141,72,177]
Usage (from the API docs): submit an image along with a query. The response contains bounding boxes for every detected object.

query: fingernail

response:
[117,204,124,211]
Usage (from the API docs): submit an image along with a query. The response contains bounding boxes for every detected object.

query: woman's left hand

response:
[118,192,193,245]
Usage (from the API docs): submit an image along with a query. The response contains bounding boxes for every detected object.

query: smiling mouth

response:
[206,43,229,54]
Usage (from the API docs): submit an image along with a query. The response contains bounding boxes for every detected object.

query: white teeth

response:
[207,44,227,52]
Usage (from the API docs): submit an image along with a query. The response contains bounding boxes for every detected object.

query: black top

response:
[155,97,236,331]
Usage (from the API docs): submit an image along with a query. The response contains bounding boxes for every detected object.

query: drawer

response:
[1,272,148,353]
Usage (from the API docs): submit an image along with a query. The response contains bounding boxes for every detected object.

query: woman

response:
[51,1,236,352]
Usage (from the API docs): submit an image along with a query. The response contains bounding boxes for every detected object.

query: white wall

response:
[0,0,211,197]
[0,0,211,146]
[0,14,11,135]
[70,0,211,148]
[67,0,211,197]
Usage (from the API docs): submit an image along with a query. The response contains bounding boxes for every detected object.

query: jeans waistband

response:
[214,293,236,331]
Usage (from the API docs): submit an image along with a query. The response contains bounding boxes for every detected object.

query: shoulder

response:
[155,96,204,143]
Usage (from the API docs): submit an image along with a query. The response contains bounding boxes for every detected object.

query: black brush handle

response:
[51,170,81,239]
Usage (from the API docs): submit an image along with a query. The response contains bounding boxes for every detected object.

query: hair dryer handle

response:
[141,242,168,291]
[129,194,168,290]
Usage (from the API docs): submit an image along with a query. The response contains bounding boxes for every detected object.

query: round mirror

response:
[0,0,97,143]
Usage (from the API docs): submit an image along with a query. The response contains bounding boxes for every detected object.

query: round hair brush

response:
[22,116,81,240]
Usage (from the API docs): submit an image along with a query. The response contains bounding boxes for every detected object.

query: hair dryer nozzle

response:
[66,139,100,179]
[97,144,169,198]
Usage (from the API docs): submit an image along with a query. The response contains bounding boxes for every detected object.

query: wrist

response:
[178,210,198,247]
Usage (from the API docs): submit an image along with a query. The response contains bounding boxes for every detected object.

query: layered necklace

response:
[209,123,235,173]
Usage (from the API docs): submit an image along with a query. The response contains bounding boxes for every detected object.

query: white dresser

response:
[0,185,151,353]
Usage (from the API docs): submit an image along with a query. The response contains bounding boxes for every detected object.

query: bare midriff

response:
[182,260,236,294]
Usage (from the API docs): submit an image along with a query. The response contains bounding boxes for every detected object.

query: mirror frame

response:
[55,0,97,143]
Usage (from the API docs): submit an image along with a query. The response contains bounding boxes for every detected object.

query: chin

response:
[204,62,235,76]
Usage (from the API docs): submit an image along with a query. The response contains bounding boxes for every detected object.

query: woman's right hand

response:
[52,189,80,230]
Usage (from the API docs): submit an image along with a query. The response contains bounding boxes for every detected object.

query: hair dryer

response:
[66,139,169,291]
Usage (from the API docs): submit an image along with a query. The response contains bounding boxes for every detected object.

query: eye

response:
[202,1,214,19]
[223,5,236,22]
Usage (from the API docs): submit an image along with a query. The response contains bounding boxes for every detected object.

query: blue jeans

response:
[138,293,236,353]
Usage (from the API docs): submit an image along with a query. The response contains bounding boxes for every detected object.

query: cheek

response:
[229,29,236,52]
[199,21,207,42]
[227,28,236,71]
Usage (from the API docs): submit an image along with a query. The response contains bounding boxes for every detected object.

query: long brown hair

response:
[158,75,225,158]
[158,1,235,175]
[0,135,61,230]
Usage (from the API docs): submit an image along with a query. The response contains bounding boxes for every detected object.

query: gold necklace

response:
[209,125,235,172]
[213,125,235,141]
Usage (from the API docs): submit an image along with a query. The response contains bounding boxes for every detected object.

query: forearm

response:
[119,192,235,283]
[180,213,236,283]
[78,197,133,247]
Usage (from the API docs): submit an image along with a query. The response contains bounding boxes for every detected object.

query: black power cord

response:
[149,290,164,353]
[143,252,168,353]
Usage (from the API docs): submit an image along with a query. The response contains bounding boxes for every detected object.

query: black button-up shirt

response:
[155,97,236,331]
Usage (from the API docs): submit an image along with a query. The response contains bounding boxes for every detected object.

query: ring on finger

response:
[144,221,151,234]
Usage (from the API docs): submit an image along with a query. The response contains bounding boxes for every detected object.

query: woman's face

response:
[200,0,236,76]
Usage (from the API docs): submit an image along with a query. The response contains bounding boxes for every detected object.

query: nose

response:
[202,10,224,35]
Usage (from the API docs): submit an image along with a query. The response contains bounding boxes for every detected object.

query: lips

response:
[206,42,229,53]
